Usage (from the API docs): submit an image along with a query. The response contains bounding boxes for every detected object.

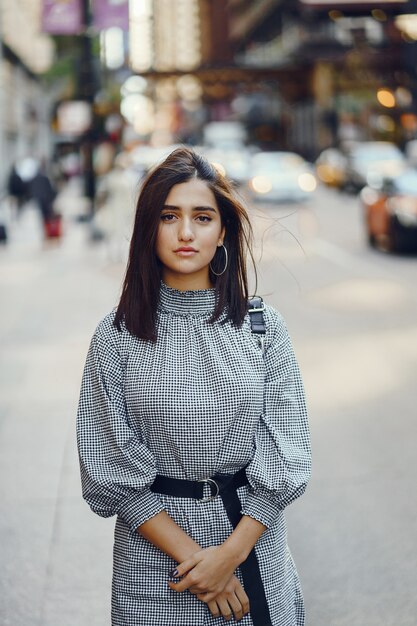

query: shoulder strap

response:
[248,296,266,352]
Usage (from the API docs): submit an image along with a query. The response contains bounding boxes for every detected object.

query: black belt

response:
[150,468,272,626]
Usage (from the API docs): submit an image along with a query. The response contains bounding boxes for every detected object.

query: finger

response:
[168,578,190,593]
[234,584,250,616]
[227,592,244,621]
[205,600,221,618]
[171,553,199,578]
[216,596,233,622]
[168,570,202,594]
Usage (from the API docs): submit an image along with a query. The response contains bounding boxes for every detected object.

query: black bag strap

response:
[248,296,266,351]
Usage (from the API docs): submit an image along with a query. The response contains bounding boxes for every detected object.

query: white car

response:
[249,151,317,202]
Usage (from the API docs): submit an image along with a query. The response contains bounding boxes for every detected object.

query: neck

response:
[162,269,213,291]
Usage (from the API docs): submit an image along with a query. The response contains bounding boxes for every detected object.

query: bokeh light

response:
[377,88,396,108]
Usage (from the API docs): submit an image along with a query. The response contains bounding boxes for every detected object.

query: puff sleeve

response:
[76,314,164,531]
[242,308,311,528]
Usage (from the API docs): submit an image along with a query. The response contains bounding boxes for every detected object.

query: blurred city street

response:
[0,179,416,626]
[2,1,417,625]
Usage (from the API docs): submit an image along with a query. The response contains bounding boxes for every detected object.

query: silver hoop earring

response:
[210,244,228,276]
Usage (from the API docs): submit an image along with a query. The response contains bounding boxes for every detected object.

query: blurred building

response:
[0,0,55,191]
[227,0,417,157]
[122,0,417,155]
[130,0,201,73]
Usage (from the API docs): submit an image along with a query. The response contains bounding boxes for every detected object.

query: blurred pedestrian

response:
[0,200,7,244]
[29,162,61,238]
[77,147,311,626]
[29,163,56,222]
[7,162,29,213]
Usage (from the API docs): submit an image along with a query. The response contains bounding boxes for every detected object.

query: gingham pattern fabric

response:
[77,282,311,626]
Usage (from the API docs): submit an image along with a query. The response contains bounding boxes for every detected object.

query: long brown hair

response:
[114,146,256,341]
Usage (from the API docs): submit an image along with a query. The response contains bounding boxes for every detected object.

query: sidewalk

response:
[0,181,124,625]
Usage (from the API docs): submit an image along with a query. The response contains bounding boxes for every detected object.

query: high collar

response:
[158,281,216,316]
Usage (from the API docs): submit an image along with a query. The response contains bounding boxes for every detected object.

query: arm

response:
[242,309,311,528]
[77,315,164,531]
[139,510,201,562]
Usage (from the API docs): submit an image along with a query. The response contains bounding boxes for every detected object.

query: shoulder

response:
[262,303,289,340]
[87,310,131,381]
[246,298,290,348]
[256,303,294,356]
[91,309,130,355]
[93,309,119,341]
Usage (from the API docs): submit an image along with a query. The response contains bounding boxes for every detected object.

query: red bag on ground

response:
[44,214,62,239]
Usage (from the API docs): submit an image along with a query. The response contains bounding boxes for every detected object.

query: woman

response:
[77,147,311,626]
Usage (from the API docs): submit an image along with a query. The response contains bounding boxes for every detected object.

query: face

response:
[156,178,225,290]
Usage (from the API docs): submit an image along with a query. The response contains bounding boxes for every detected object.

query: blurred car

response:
[203,147,251,185]
[360,169,417,252]
[248,151,317,202]
[344,141,406,191]
[315,148,347,188]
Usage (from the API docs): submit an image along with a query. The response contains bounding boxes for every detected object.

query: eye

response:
[196,214,213,223]
[160,213,177,222]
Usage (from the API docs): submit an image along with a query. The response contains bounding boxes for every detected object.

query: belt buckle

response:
[197,477,219,503]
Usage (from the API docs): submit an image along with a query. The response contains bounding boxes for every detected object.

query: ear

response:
[218,225,226,246]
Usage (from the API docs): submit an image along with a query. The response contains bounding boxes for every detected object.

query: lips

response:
[174,247,198,258]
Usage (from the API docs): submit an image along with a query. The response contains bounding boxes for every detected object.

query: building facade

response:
[0,0,54,191]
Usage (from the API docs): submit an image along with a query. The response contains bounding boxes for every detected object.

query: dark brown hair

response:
[114,146,255,341]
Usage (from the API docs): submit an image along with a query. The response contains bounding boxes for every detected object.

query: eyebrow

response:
[162,204,217,212]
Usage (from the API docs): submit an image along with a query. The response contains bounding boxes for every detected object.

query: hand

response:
[168,545,239,600]
[199,575,250,622]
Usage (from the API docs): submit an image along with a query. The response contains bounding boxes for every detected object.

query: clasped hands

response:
[168,545,249,621]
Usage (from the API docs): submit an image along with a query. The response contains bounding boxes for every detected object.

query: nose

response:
[178,217,195,242]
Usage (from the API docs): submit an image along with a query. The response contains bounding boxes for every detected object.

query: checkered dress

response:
[77,282,311,626]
